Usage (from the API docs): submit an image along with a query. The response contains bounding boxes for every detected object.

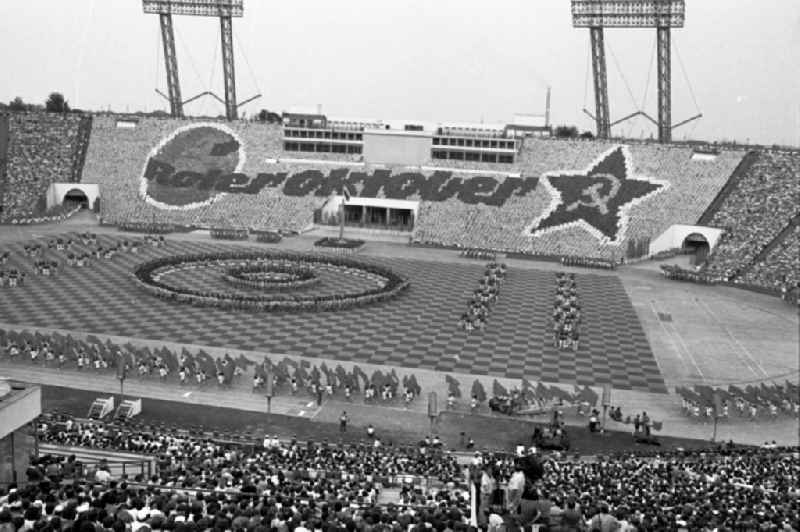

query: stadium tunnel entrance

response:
[63,188,90,209]
[45,183,99,212]
[683,233,710,264]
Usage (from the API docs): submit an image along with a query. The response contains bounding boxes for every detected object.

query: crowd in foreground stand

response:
[10,413,800,531]
[472,445,799,531]
[36,415,465,487]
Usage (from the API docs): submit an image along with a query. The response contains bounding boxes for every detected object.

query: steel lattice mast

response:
[143,0,245,120]
[572,0,686,143]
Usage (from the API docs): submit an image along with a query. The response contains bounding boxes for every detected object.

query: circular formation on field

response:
[133,251,410,312]
[223,262,320,291]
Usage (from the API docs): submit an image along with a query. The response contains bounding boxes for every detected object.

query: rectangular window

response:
[432,138,440,145]
[499,154,514,164]
[449,151,464,160]
[481,153,497,163]
[300,143,315,152]
[465,152,480,161]
[490,140,497,148]
[458,138,465,146]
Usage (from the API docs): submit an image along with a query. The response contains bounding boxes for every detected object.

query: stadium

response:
[0,0,798,530]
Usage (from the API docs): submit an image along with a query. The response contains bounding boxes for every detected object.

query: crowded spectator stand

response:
[15,413,798,532]
[14,416,473,531]
[470,444,799,531]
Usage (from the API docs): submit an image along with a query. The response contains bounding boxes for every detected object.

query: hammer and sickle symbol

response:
[565,173,621,215]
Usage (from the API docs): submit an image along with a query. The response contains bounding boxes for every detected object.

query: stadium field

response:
[0,231,663,392]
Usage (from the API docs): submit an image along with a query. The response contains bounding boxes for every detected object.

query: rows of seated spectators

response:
[738,221,800,302]
[472,445,799,531]
[82,117,322,233]
[6,436,470,532]
[35,415,465,487]
[77,116,749,260]
[414,140,746,259]
[1,113,86,221]
[704,151,800,288]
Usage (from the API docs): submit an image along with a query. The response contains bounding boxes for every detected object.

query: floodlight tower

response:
[143,0,245,120]
[572,0,686,143]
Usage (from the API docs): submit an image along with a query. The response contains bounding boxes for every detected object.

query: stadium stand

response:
[0,112,91,221]
[472,446,799,530]
[737,216,800,299]
[7,112,800,302]
[11,418,800,531]
[79,117,747,258]
[702,150,800,294]
[413,139,746,258]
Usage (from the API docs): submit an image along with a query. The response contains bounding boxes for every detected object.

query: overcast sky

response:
[1,0,798,146]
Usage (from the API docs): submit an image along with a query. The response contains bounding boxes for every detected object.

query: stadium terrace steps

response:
[696,150,760,225]
[71,115,94,183]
